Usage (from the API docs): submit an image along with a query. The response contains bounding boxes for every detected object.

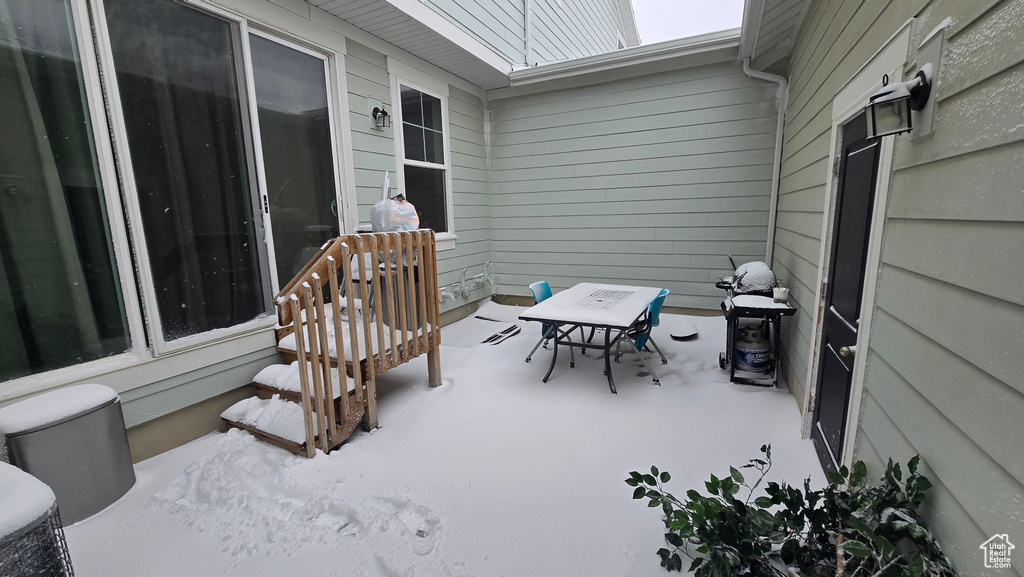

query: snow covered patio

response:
[62,302,822,577]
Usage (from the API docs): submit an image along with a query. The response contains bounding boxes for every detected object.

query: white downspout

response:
[742,57,787,265]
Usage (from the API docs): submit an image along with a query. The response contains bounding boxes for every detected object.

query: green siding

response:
[423,0,526,64]
[779,0,1024,573]
[420,0,623,66]
[530,0,620,63]
[345,40,494,311]
[489,60,778,307]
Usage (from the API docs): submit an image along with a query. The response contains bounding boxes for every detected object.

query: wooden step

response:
[221,395,363,457]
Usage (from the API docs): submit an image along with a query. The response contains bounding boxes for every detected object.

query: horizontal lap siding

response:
[530,0,620,63]
[345,41,493,311]
[489,61,778,308]
[440,85,494,303]
[346,39,398,224]
[422,0,526,64]
[782,0,1024,572]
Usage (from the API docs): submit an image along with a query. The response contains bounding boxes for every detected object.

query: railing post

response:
[289,295,316,458]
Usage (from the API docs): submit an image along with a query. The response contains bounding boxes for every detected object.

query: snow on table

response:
[0,384,118,437]
[0,462,56,538]
[519,282,665,328]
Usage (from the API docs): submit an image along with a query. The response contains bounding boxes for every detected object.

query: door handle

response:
[839,345,857,357]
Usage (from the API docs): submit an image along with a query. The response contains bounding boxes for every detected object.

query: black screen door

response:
[811,111,881,473]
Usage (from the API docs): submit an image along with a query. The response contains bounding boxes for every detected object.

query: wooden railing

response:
[274,230,442,456]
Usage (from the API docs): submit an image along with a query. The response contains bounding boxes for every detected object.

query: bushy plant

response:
[626,446,956,576]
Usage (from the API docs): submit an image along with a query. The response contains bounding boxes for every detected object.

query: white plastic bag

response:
[370,198,419,232]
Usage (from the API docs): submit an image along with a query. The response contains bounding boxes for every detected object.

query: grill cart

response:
[716,262,796,387]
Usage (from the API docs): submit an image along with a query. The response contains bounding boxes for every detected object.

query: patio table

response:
[518,282,664,394]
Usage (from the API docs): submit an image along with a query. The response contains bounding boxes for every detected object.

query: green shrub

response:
[626,445,956,576]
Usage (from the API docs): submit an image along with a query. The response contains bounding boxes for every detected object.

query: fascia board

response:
[508,29,740,87]
[384,0,513,75]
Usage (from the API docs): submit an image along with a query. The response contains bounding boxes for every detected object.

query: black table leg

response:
[543,329,559,382]
[604,328,617,394]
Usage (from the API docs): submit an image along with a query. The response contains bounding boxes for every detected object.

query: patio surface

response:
[63,301,823,576]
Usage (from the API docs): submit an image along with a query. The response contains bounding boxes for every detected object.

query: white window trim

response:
[0,0,153,402]
[92,2,279,355]
[387,58,456,251]
[4,0,362,399]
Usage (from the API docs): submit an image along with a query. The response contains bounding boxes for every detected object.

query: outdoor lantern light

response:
[372,105,391,128]
[865,64,932,139]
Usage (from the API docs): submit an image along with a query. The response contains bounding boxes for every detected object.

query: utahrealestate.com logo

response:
[980,534,1014,569]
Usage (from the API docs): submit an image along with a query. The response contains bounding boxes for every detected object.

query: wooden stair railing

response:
[223,231,442,458]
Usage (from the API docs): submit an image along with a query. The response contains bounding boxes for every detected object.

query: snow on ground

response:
[63,301,823,577]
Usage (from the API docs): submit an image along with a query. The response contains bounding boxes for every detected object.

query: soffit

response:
[739,0,812,76]
[617,0,640,47]
[308,0,512,89]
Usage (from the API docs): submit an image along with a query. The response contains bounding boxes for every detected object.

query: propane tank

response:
[735,324,770,373]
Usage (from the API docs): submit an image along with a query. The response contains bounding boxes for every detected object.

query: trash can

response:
[0,384,135,524]
[0,462,74,576]
[379,262,422,331]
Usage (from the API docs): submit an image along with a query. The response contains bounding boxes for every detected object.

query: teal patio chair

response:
[615,288,669,384]
[524,281,576,367]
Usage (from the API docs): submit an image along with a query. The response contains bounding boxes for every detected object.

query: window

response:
[0,0,130,381]
[394,81,451,235]
[105,0,268,343]
[2,0,352,388]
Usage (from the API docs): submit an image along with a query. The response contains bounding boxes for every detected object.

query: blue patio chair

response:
[615,289,669,384]
[524,281,576,367]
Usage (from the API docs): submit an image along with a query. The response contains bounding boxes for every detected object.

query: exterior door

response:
[247,32,343,291]
[811,111,881,472]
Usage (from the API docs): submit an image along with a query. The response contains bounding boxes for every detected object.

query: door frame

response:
[800,22,912,470]
[241,28,347,294]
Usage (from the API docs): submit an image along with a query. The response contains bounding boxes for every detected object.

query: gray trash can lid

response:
[0,462,56,539]
[0,384,119,437]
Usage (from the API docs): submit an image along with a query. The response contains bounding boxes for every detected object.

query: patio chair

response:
[524,281,576,367]
[615,289,669,384]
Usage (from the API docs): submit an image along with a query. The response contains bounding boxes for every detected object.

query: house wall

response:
[529,0,622,63]
[419,0,623,67]
[487,59,779,309]
[421,0,526,64]
[0,0,493,440]
[345,38,494,306]
[777,0,1024,570]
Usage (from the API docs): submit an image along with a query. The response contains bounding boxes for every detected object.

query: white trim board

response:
[800,23,911,472]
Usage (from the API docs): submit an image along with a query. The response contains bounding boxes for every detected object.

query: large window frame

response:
[388,59,455,248]
[2,0,355,398]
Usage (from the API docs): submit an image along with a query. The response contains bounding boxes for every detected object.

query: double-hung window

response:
[390,62,453,240]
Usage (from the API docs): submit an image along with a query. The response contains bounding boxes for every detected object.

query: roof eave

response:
[509,28,740,87]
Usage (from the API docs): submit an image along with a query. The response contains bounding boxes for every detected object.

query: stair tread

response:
[221,395,318,445]
[254,362,355,399]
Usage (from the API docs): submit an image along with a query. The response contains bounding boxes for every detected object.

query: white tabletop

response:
[519,283,665,329]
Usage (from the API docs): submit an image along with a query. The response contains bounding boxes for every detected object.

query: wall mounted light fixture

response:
[372,105,391,129]
[865,64,932,139]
